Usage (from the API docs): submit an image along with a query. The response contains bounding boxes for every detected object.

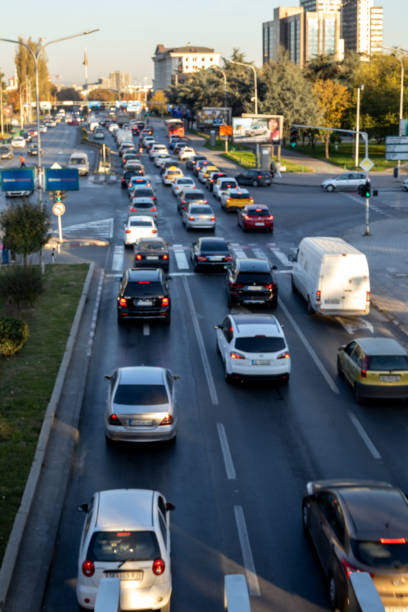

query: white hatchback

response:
[179,147,195,161]
[124,216,158,246]
[76,488,174,611]
[11,135,26,148]
[215,314,291,383]
[171,177,196,196]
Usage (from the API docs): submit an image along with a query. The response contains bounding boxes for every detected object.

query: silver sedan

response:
[104,366,178,443]
[182,203,216,230]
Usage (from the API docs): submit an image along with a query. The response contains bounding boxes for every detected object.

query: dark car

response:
[121,167,145,188]
[227,258,278,308]
[27,142,42,156]
[205,171,226,192]
[160,159,181,175]
[122,151,140,166]
[117,268,171,324]
[131,185,156,203]
[235,169,273,187]
[302,479,408,611]
[193,159,210,177]
[190,237,232,272]
[186,154,207,171]
[237,205,274,232]
[177,189,207,214]
[133,237,170,272]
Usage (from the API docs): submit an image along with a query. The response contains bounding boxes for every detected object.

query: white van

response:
[290,237,370,316]
[69,151,89,176]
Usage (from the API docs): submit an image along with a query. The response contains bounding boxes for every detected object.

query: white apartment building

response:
[341,0,383,57]
[152,44,221,91]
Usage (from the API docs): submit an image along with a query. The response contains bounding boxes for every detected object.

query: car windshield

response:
[87,531,160,562]
[129,220,153,227]
[114,383,168,405]
[70,157,85,165]
[351,539,408,570]
[246,209,270,217]
[201,241,228,252]
[235,337,285,353]
[236,272,272,283]
[367,355,408,371]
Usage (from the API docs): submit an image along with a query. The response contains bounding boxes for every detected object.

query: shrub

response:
[0,316,29,356]
[0,265,44,307]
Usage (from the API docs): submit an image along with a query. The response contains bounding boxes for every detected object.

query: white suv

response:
[215,314,291,383]
[76,489,174,611]
[213,176,238,200]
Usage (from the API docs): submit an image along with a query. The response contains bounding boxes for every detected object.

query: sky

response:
[0,0,405,86]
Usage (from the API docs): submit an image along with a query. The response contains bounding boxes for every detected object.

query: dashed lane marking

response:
[348,411,381,460]
[234,505,261,597]
[112,245,124,272]
[173,244,189,270]
[217,423,236,480]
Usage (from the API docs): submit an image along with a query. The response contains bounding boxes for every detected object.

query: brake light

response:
[210,216,215,221]
[119,298,127,307]
[152,229,157,233]
[197,256,207,261]
[129,208,136,211]
[82,560,95,577]
[249,197,254,203]
[161,297,169,307]
[150,207,157,211]
[366,291,370,303]
[257,175,262,179]
[160,414,173,426]
[189,216,195,221]
[341,558,359,579]
[135,254,142,261]
[125,229,131,233]
[138,281,150,284]
[361,356,368,378]
[277,352,290,359]
[108,412,122,426]
[152,558,165,575]
[264,283,275,290]
[380,538,407,544]
[227,197,231,202]
[224,256,232,261]
[230,351,245,360]
[162,253,169,260]
[316,290,321,302]
[255,208,263,212]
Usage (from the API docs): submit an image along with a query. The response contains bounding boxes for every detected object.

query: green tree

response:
[56,87,83,101]
[150,90,167,115]
[88,88,116,102]
[313,78,351,158]
[0,201,50,266]
[14,38,50,116]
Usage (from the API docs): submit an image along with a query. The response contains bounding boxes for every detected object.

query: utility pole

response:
[355,84,364,168]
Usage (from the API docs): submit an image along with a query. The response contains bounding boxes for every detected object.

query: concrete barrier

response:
[224,575,251,612]
[94,578,120,612]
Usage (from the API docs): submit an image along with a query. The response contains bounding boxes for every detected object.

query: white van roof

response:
[300,237,363,257]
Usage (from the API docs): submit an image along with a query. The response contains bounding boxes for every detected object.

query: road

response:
[13,118,408,611]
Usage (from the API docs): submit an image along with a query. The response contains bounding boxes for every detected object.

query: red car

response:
[237,205,274,232]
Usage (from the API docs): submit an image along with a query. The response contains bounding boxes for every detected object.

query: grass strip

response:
[0,263,89,562]
[294,142,395,172]
[222,151,313,173]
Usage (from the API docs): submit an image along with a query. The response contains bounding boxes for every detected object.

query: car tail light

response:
[277,352,290,359]
[340,558,373,579]
[82,560,95,577]
[316,290,321,302]
[138,281,150,284]
[197,256,207,261]
[181,200,186,205]
[135,254,143,261]
[224,256,232,261]
[210,216,215,221]
[162,253,169,260]
[160,414,173,426]
[189,216,195,221]
[366,291,370,303]
[108,413,122,426]
[361,356,368,378]
[152,229,157,234]
[230,351,245,360]
[249,197,254,203]
[161,297,169,307]
[150,207,157,211]
[125,229,131,233]
[231,283,245,289]
[152,558,165,575]
[226,197,231,202]
[119,298,127,307]
[380,538,406,544]
[264,283,275,290]
[257,175,262,179]
[129,208,136,212]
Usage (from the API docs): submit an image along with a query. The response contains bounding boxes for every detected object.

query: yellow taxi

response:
[198,165,218,183]
[220,188,254,212]
[163,167,184,185]
[337,337,408,403]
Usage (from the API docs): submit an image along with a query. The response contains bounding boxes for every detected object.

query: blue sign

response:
[45,168,79,191]
[1,168,35,192]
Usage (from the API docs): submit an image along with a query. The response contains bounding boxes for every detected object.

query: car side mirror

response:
[173,375,180,380]
[165,502,175,512]
[272,265,278,270]
[214,325,221,329]
[104,374,112,380]
[78,503,89,513]
[288,254,296,262]
[338,345,346,351]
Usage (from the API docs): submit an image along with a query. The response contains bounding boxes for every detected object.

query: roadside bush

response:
[0,265,44,307]
[0,316,29,356]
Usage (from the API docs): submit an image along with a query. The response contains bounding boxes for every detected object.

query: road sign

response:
[50,162,62,169]
[360,157,374,172]
[45,168,79,191]
[386,136,408,161]
[0,168,35,192]
[52,203,65,216]
[219,125,232,137]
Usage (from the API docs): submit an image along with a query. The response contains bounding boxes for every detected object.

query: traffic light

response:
[358,182,371,198]
[290,126,298,148]
[54,190,67,203]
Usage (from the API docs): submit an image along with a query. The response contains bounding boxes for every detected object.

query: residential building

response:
[98,71,132,91]
[152,44,221,91]
[341,0,383,58]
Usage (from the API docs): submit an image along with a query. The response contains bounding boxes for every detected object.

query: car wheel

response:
[328,575,339,611]
[252,180,258,187]
[326,184,335,193]
[302,501,311,538]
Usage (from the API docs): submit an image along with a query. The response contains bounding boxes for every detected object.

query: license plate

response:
[325,299,340,304]
[255,222,265,226]
[210,256,223,261]
[128,419,153,426]
[135,299,152,306]
[252,359,270,365]
[380,375,401,382]
[246,286,263,291]
[104,570,143,581]
[146,256,158,260]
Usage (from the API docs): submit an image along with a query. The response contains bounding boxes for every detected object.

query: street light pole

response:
[230,60,259,165]
[383,46,408,178]
[355,84,364,168]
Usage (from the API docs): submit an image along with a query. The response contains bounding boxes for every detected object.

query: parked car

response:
[226,258,278,308]
[133,237,170,271]
[215,314,290,383]
[337,337,408,403]
[237,205,274,232]
[76,488,174,610]
[124,216,158,246]
[117,267,171,324]
[235,169,273,187]
[321,172,367,192]
[190,237,232,271]
[182,203,215,231]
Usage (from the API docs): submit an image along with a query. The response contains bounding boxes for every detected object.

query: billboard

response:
[44,168,80,191]
[197,107,231,129]
[1,168,35,192]
[233,115,283,144]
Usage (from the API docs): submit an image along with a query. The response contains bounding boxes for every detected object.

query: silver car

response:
[128,197,158,220]
[321,172,367,192]
[182,203,215,230]
[104,366,178,443]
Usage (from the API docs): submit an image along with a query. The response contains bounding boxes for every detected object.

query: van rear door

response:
[320,254,370,314]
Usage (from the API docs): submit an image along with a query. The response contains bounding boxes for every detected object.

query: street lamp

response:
[355,84,364,168]
[0,29,99,269]
[384,45,407,178]
[229,60,258,115]
[209,64,227,108]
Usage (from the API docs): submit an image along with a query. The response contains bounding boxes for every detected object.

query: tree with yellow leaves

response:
[313,79,351,159]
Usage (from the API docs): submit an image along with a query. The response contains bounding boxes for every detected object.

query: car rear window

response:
[229,193,250,200]
[129,220,153,227]
[133,202,153,209]
[235,337,285,353]
[202,242,228,252]
[236,272,272,283]
[351,539,408,570]
[178,179,193,185]
[87,531,160,562]
[367,355,408,371]
[220,181,237,189]
[69,157,85,165]
[114,383,168,405]
[133,189,154,197]
[139,241,165,251]
[190,206,212,214]
[246,209,270,217]
[186,192,205,200]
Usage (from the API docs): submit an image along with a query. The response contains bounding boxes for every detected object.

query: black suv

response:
[226,258,278,308]
[235,169,273,187]
[117,268,171,324]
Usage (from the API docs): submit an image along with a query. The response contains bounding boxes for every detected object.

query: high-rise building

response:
[341,0,383,58]
[300,0,341,12]
[262,7,304,64]
[152,44,221,91]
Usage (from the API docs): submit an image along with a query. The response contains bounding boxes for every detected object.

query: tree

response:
[56,87,83,101]
[14,38,50,122]
[150,90,167,115]
[0,201,50,266]
[312,78,351,158]
[88,88,116,102]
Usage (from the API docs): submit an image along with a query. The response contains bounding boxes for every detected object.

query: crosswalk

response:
[60,217,114,239]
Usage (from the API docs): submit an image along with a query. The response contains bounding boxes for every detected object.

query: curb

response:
[0,262,95,611]
[45,237,110,248]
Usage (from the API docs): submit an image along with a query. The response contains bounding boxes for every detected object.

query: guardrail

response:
[349,572,385,612]
[224,575,251,611]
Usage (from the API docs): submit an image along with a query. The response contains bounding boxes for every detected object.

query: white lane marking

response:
[172,244,189,270]
[217,423,236,480]
[360,319,374,334]
[143,324,150,336]
[182,276,219,405]
[230,243,247,259]
[252,247,267,260]
[278,298,340,394]
[87,269,104,357]
[336,317,355,335]
[348,411,381,460]
[233,505,261,597]
[112,245,124,272]
[168,272,195,277]
[63,217,114,238]
[336,317,375,335]
[267,244,292,267]
[344,193,391,218]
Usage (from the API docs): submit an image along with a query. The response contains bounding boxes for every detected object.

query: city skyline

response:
[0,0,404,86]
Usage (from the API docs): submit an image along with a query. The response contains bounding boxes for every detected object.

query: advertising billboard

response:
[197,107,231,129]
[45,168,80,191]
[1,168,35,192]
[232,115,283,144]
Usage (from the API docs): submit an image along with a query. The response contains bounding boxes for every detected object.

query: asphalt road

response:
[33,118,408,611]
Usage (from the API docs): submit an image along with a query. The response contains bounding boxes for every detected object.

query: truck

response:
[290,237,370,316]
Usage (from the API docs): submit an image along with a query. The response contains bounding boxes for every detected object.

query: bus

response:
[167,119,185,139]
